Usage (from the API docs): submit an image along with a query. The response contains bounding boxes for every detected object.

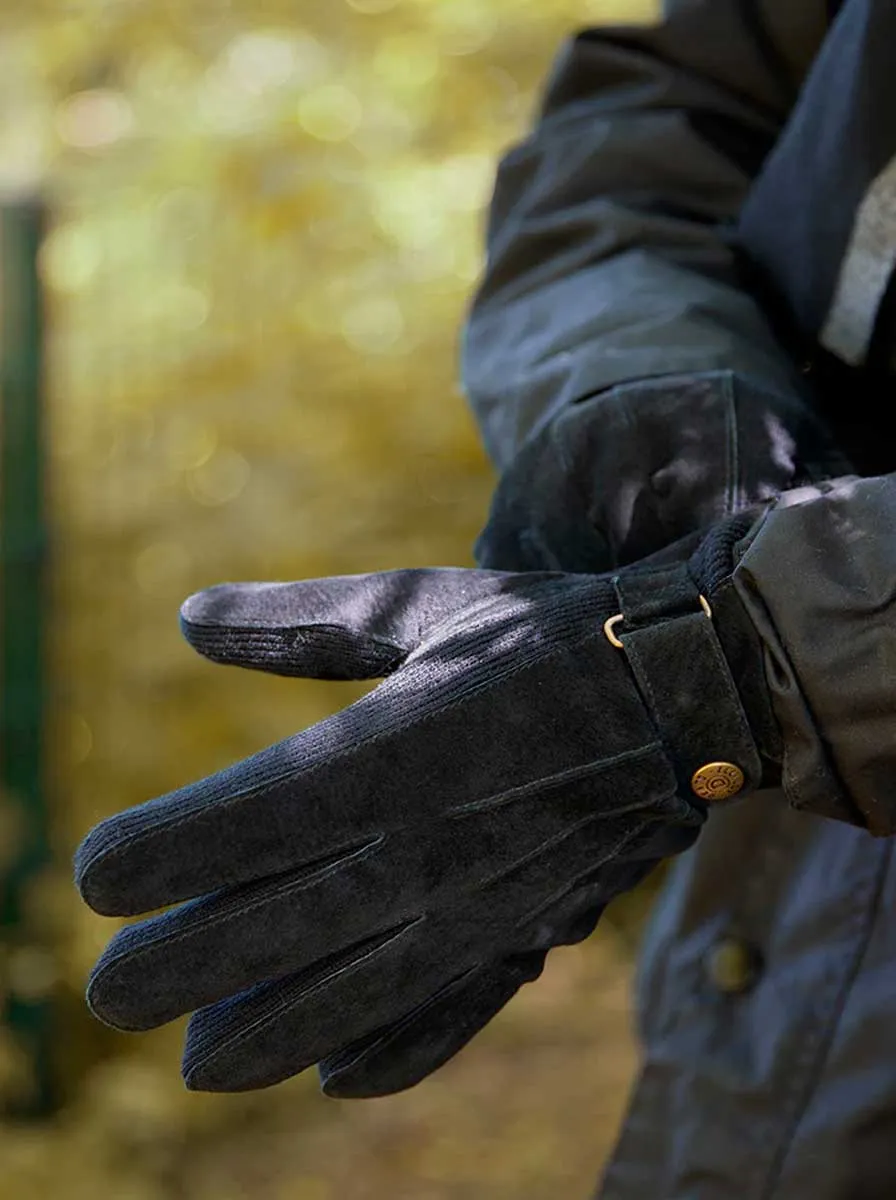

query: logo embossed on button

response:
[691,761,745,802]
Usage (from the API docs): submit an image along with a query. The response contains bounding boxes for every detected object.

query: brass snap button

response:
[706,937,761,995]
[691,761,745,802]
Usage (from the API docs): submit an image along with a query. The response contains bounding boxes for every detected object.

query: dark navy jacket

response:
[462,2,896,1195]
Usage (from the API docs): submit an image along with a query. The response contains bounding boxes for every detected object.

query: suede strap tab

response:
[612,565,762,804]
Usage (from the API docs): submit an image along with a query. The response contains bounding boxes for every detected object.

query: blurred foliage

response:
[0,0,656,1196]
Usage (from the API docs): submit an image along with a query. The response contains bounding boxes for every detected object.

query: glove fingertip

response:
[178,584,234,639]
[74,822,129,918]
[85,964,148,1034]
[179,585,256,665]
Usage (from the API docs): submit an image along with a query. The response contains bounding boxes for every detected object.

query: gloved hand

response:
[76,543,768,1098]
[474,371,846,573]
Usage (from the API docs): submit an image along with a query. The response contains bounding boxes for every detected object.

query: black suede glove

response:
[475,371,845,573]
[75,538,771,1098]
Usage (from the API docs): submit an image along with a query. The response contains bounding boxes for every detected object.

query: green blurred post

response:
[0,200,54,1115]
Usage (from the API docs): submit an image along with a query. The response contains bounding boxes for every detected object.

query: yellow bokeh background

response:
[0,1,656,1196]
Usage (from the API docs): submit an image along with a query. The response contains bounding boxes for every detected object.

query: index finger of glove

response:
[75,698,403,917]
[74,640,432,916]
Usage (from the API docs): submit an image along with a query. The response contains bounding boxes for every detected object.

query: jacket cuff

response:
[732,476,896,835]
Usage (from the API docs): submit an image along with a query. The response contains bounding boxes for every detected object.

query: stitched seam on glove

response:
[510,822,658,927]
[320,963,486,1081]
[184,817,673,1073]
[183,917,426,1080]
[89,749,681,994]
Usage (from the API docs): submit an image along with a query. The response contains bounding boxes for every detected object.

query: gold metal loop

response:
[603,594,712,650]
[603,613,625,649]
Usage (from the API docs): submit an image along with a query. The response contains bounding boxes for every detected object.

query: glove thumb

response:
[179,566,518,681]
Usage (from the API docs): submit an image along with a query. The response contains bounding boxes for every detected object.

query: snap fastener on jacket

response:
[706,937,760,994]
[691,761,745,801]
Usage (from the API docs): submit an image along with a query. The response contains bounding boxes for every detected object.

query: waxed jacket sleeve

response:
[733,472,896,836]
[462,0,828,469]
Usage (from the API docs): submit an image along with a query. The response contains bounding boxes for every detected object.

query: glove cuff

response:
[608,562,764,807]
[690,511,787,784]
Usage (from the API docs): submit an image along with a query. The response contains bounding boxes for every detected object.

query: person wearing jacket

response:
[468,1,896,1195]
[76,1,896,1198]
